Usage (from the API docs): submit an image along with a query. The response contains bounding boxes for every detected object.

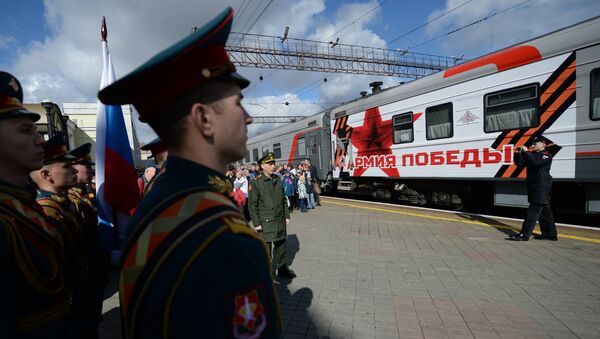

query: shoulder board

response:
[120,187,241,316]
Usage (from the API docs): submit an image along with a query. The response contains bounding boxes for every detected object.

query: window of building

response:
[262,146,269,156]
[245,150,250,163]
[392,112,413,144]
[591,68,600,120]
[484,83,539,132]
[252,148,259,162]
[298,138,306,156]
[426,103,453,140]
[273,143,281,159]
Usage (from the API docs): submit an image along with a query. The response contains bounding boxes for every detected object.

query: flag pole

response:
[101,16,120,250]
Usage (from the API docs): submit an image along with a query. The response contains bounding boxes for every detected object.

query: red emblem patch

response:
[232,289,266,338]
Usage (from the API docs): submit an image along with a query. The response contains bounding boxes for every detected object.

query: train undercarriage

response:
[323,176,597,217]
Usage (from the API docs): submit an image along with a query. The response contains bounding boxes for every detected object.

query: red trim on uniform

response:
[286,127,321,165]
[576,151,600,156]
[443,45,542,78]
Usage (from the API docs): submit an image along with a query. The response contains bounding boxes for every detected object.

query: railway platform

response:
[99,196,600,338]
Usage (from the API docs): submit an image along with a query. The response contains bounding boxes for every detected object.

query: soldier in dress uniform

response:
[70,143,97,205]
[139,137,167,194]
[30,134,98,338]
[0,71,77,338]
[507,136,558,241]
[249,152,296,279]
[68,143,107,335]
[98,7,281,339]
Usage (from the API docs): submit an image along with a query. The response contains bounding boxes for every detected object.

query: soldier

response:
[0,71,77,338]
[98,7,281,339]
[140,137,167,195]
[30,134,98,338]
[70,143,97,204]
[68,143,107,335]
[249,152,296,279]
[507,136,558,241]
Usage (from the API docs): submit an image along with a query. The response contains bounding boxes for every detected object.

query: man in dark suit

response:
[507,136,558,241]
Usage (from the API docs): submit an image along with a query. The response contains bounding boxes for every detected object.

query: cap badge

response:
[8,77,19,93]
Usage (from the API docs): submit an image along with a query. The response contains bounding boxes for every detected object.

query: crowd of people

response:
[225,159,322,216]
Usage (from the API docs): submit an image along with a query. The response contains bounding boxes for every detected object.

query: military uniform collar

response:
[36,189,67,202]
[165,155,233,195]
[0,178,38,203]
[259,173,278,181]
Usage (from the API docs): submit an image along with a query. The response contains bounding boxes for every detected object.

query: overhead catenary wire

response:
[382,0,474,48]
[233,0,252,30]
[242,0,473,103]
[242,0,389,95]
[243,0,276,34]
[249,0,530,113]
[407,0,532,50]
[238,0,266,33]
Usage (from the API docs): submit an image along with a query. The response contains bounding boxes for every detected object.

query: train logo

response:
[458,110,479,125]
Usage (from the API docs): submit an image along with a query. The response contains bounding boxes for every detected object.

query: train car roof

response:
[247,110,329,144]
[332,15,600,116]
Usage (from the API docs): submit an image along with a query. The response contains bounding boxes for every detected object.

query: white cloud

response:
[424,0,600,57]
[0,35,16,49]
[3,0,422,143]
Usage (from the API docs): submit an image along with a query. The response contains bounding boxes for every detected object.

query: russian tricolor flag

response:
[96,24,140,259]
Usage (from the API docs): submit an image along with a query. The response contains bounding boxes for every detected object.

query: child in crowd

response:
[282,170,295,212]
[297,174,308,213]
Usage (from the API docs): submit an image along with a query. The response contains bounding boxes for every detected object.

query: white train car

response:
[245,111,332,180]
[329,16,600,213]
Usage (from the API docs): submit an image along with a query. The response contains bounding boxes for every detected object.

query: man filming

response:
[507,136,558,241]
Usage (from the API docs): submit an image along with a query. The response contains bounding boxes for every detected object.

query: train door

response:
[305,132,321,170]
[575,44,600,213]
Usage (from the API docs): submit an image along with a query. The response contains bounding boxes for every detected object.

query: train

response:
[244,16,600,215]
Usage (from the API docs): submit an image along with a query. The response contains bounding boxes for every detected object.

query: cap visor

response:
[2,109,41,122]
[220,72,250,89]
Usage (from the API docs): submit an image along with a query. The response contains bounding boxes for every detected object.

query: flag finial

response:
[101,16,107,42]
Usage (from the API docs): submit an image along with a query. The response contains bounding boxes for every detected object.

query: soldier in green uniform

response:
[98,7,281,339]
[249,152,297,279]
[30,134,97,339]
[0,71,77,338]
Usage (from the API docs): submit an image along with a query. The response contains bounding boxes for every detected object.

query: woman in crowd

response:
[304,165,315,209]
[234,169,250,220]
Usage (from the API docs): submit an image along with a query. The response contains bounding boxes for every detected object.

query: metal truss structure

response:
[227,32,464,78]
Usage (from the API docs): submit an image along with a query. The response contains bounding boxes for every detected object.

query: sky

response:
[2,0,599,142]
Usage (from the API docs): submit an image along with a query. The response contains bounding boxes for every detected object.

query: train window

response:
[298,138,306,156]
[426,103,453,140]
[484,83,539,132]
[591,68,600,120]
[262,146,269,156]
[245,150,250,163]
[252,148,259,162]
[392,112,413,144]
[273,143,281,158]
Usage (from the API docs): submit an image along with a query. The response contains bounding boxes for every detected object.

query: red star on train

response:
[351,107,400,177]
